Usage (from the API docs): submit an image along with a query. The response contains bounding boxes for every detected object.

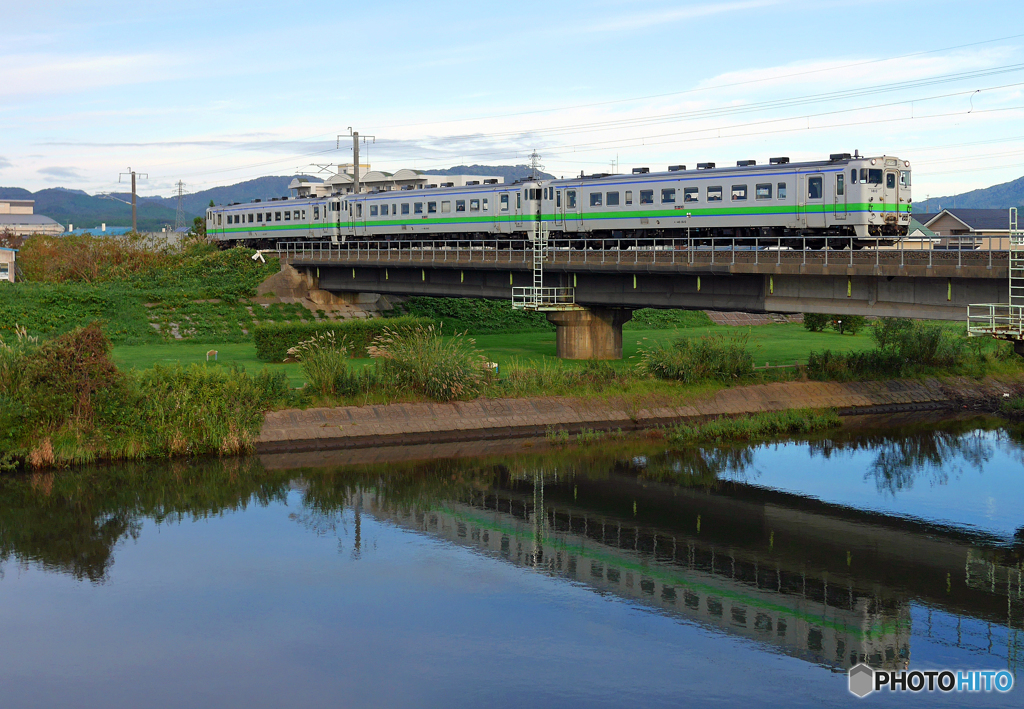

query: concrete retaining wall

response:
[257,377,1023,453]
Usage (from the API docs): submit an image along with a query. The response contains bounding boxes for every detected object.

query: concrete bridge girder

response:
[300,258,1007,359]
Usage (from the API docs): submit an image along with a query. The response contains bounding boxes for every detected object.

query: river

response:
[1,415,1021,707]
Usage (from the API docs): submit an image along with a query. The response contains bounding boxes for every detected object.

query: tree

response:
[208,199,215,208]
[189,216,207,239]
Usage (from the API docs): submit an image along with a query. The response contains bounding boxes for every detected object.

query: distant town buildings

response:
[915,209,1015,250]
[0,247,16,283]
[289,165,504,198]
[0,200,64,237]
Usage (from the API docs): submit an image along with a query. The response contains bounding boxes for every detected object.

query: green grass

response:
[112,321,879,391]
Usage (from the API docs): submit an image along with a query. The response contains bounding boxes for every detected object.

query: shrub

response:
[636,333,753,383]
[389,297,552,334]
[287,330,363,396]
[253,316,434,362]
[668,409,841,445]
[803,313,830,332]
[370,324,488,402]
[624,309,713,330]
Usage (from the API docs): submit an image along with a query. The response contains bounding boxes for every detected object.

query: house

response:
[0,247,17,283]
[0,200,64,237]
[922,209,1015,250]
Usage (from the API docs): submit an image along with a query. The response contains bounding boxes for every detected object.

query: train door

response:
[354,199,366,238]
[565,188,581,231]
[883,168,899,219]
[514,189,524,227]
[834,172,847,220]
[804,173,825,229]
[553,187,562,227]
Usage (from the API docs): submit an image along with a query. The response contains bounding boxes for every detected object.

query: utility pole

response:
[173,180,188,231]
[119,167,148,233]
[338,129,375,194]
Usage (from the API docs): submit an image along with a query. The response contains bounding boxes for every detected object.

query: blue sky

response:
[2,0,1023,200]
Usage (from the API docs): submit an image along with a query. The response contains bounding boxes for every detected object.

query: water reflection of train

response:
[326,460,1022,674]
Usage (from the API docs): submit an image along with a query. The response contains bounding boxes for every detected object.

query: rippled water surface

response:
[1,416,1022,708]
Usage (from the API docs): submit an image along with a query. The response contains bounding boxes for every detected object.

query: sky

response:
[2,0,1024,200]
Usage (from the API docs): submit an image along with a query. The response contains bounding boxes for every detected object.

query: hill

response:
[423,164,556,182]
[143,175,302,216]
[915,174,1024,213]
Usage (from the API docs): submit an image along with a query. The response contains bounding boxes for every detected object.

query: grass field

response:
[112,322,879,387]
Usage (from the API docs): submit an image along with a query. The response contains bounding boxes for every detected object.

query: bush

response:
[287,330,365,396]
[370,324,489,402]
[624,309,713,330]
[803,313,830,332]
[807,318,977,380]
[253,316,434,362]
[389,297,552,334]
[636,333,753,383]
[804,313,866,334]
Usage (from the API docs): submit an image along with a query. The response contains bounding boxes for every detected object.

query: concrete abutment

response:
[545,307,634,360]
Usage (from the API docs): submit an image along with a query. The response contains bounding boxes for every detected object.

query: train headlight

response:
[904,161,910,167]
[871,159,876,165]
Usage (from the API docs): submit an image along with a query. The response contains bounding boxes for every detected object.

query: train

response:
[206,152,912,249]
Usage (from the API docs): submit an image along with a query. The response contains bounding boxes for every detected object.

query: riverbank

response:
[257,375,1024,453]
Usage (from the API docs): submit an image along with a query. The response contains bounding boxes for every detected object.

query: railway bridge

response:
[278,237,1011,359]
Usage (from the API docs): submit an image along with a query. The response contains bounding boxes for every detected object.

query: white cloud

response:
[38,166,86,180]
[0,51,188,96]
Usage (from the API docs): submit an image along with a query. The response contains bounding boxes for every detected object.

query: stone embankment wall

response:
[257,377,1024,453]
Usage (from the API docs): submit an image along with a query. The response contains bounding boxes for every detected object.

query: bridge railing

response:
[511,286,577,310]
[276,236,1010,270]
[967,303,1024,338]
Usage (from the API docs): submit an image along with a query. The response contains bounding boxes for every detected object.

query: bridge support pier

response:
[545,307,633,360]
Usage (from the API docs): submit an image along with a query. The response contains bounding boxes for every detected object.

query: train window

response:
[402,203,410,215]
[807,177,823,199]
[755,184,772,200]
[900,171,911,187]
[516,193,521,209]
[731,185,747,201]
[414,203,423,214]
[556,191,561,208]
[248,213,254,222]
[707,186,723,202]
[566,190,577,208]
[606,191,619,206]
[684,187,698,203]
[851,169,858,184]
[531,189,541,200]
[625,190,632,205]
[456,200,466,212]
[777,183,787,199]
[868,169,882,185]
[381,204,388,216]
[470,199,480,211]
[235,215,240,224]
[639,190,654,205]
[217,214,222,225]
[661,188,676,203]
[482,198,489,211]
[590,193,602,207]
[500,194,509,211]
[836,174,845,196]
[313,207,319,219]
[441,201,451,213]
[370,205,378,216]
[356,204,362,217]
[860,168,868,183]
[294,210,300,219]
[886,173,896,189]
[301,210,306,219]
[284,211,291,220]
[275,211,281,221]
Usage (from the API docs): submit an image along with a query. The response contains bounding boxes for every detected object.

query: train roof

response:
[552,155,904,184]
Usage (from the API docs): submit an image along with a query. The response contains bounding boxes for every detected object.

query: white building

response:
[0,247,17,283]
[0,200,64,237]
[289,166,503,198]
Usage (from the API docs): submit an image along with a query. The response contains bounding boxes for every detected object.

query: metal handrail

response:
[275,237,1010,271]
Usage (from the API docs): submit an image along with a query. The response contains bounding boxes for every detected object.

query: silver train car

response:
[206,153,910,249]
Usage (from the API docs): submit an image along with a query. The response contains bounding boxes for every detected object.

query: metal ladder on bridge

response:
[967,207,1024,340]
[512,223,578,311]
[1010,207,1023,332]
